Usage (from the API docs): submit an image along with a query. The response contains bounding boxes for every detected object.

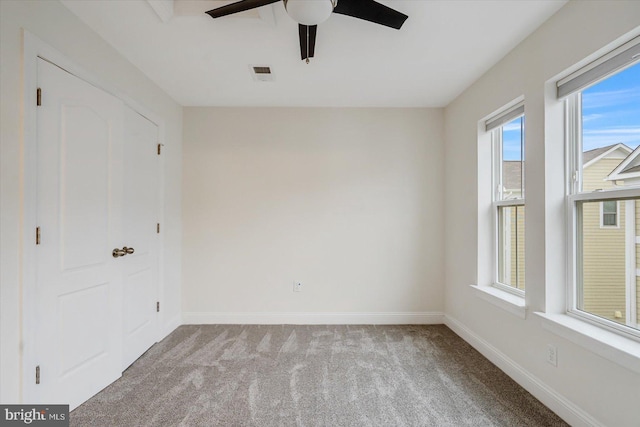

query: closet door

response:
[35,58,124,409]
[121,106,160,369]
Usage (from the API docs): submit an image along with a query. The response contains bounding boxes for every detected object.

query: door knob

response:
[113,246,134,258]
[112,248,127,258]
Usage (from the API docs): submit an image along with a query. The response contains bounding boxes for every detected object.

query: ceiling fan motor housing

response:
[284,0,337,25]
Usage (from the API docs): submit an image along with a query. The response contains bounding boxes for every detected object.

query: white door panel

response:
[36,58,124,410]
[58,283,110,376]
[122,106,160,369]
[60,104,110,270]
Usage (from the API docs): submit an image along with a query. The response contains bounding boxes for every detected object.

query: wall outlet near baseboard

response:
[293,282,302,292]
[546,344,557,367]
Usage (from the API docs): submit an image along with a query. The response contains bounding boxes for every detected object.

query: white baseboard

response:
[444,315,604,427]
[183,311,444,325]
[161,315,182,339]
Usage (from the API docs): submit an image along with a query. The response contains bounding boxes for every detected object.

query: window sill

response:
[535,312,640,374]
[470,285,527,319]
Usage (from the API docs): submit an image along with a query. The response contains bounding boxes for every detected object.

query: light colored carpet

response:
[71,325,567,426]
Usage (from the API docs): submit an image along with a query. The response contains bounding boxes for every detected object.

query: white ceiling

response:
[61,0,567,107]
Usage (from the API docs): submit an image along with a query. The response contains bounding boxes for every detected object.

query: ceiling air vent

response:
[250,65,275,82]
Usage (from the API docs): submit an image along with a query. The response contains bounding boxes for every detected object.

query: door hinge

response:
[156,223,160,234]
[35,365,40,384]
[157,144,161,155]
[37,88,42,106]
[36,227,41,245]
[156,301,160,312]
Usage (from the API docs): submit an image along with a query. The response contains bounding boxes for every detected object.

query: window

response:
[562,36,640,337]
[487,104,525,294]
[601,200,618,227]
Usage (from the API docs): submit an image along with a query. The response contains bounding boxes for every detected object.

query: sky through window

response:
[502,116,524,161]
[501,62,639,161]
[582,61,640,152]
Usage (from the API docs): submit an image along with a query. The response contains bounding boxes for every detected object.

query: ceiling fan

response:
[206,0,408,63]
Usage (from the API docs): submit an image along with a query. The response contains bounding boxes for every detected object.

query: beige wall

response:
[182,108,444,318]
[444,1,640,426]
[0,0,183,403]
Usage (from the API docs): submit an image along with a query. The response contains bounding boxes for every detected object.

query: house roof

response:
[621,164,640,174]
[608,144,640,181]
[583,143,632,168]
[503,161,523,191]
[503,143,633,190]
[583,145,618,164]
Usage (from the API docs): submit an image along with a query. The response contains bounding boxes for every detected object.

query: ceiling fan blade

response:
[299,24,318,61]
[333,0,408,30]
[206,0,280,19]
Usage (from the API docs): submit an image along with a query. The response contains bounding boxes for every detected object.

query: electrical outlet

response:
[293,282,302,292]
[546,344,557,367]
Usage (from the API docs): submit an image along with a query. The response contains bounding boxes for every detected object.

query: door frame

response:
[21,31,166,404]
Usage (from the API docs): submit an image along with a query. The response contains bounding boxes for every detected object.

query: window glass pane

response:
[602,214,618,227]
[602,201,618,226]
[603,200,617,213]
[497,205,525,291]
[603,213,617,226]
[501,116,524,200]
[577,198,639,331]
[581,62,640,193]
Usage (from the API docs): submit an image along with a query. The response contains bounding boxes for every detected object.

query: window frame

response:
[565,91,640,341]
[491,115,525,297]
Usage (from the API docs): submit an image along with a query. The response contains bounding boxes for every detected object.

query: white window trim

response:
[624,200,637,329]
[599,200,620,228]
[493,280,525,298]
[492,126,504,202]
[471,285,527,319]
[536,31,640,376]
[566,94,583,195]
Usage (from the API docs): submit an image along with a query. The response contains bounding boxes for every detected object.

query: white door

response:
[122,107,160,369]
[35,58,124,409]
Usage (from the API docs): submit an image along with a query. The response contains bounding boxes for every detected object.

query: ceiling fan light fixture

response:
[284,0,337,26]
